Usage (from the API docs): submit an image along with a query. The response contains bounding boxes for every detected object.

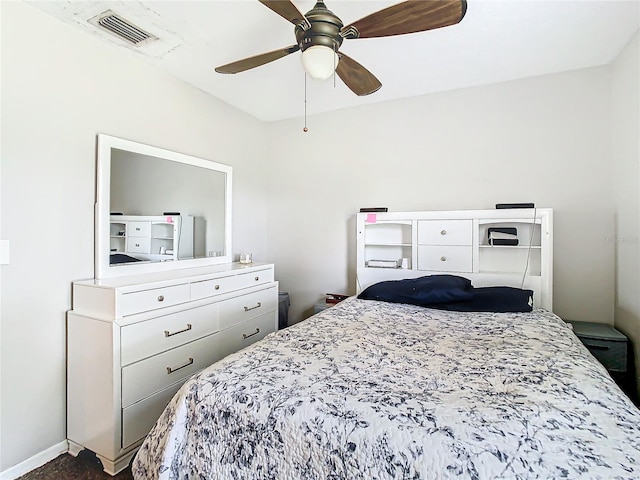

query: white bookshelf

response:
[356,209,553,310]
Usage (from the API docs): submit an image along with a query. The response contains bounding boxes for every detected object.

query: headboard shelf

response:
[356,209,553,311]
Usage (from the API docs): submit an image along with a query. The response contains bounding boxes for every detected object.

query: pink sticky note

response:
[366,213,377,223]
[166,216,174,223]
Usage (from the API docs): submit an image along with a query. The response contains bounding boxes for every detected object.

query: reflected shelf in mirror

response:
[96,134,233,279]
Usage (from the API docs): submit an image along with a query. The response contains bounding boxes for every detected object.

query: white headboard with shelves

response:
[356,208,553,311]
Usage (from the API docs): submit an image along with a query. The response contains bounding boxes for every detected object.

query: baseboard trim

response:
[0,440,69,480]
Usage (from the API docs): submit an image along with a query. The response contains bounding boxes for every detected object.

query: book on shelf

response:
[488,227,519,246]
[366,259,400,268]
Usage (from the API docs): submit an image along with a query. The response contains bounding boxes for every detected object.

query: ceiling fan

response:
[215,0,467,96]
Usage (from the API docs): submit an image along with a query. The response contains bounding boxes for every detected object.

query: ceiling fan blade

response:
[335,53,382,96]
[341,0,467,39]
[258,0,311,29]
[215,45,300,74]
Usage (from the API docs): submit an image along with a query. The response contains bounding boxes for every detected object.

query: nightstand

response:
[566,320,635,400]
[566,320,627,372]
[314,302,331,315]
[314,294,349,315]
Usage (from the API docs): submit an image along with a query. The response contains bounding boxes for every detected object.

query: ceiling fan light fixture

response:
[301,45,339,80]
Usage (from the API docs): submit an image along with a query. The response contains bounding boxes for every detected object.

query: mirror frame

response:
[95,134,233,279]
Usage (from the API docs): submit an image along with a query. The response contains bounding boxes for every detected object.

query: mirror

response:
[95,134,232,279]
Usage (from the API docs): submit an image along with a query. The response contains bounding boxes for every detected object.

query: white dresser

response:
[67,262,278,475]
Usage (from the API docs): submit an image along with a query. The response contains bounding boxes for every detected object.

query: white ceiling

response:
[28,0,639,122]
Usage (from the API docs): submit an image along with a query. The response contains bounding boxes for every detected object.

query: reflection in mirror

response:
[95,135,232,279]
[110,149,226,260]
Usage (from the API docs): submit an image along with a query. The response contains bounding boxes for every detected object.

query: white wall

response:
[0,2,267,473]
[611,31,640,399]
[266,67,615,325]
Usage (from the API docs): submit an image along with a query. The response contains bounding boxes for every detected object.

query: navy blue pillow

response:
[357,275,473,306]
[430,286,533,313]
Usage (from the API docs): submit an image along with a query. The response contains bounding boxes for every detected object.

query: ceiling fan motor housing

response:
[295,0,344,52]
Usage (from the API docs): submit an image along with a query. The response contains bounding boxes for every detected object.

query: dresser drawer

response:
[191,269,274,300]
[121,333,220,407]
[126,237,151,254]
[566,320,628,373]
[418,220,472,246]
[417,245,473,272]
[218,312,276,359]
[120,302,219,366]
[120,283,190,317]
[127,221,151,238]
[218,286,277,331]
[581,338,627,372]
[122,381,182,448]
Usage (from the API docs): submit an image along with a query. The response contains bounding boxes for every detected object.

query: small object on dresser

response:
[239,252,252,264]
[359,207,388,212]
[488,227,519,246]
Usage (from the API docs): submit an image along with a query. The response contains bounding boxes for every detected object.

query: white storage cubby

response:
[110,221,127,253]
[110,215,194,262]
[356,209,553,310]
[362,220,413,269]
[478,219,542,275]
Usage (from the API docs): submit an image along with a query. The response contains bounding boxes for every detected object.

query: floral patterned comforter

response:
[132,297,640,479]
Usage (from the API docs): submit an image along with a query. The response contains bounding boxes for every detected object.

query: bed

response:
[131,284,640,479]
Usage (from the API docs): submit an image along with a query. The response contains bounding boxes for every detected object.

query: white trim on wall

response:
[0,441,68,480]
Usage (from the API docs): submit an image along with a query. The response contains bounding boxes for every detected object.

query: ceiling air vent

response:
[89,10,157,46]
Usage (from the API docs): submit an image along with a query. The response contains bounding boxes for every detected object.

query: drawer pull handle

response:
[244,302,262,312]
[440,256,447,262]
[166,357,194,374]
[255,276,259,281]
[441,230,447,235]
[164,323,192,337]
[157,295,165,302]
[243,328,260,340]
[214,285,220,290]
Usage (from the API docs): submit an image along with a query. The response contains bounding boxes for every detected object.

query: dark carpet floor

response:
[17,451,133,480]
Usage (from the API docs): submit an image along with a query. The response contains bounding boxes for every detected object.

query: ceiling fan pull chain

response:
[303,73,309,133]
